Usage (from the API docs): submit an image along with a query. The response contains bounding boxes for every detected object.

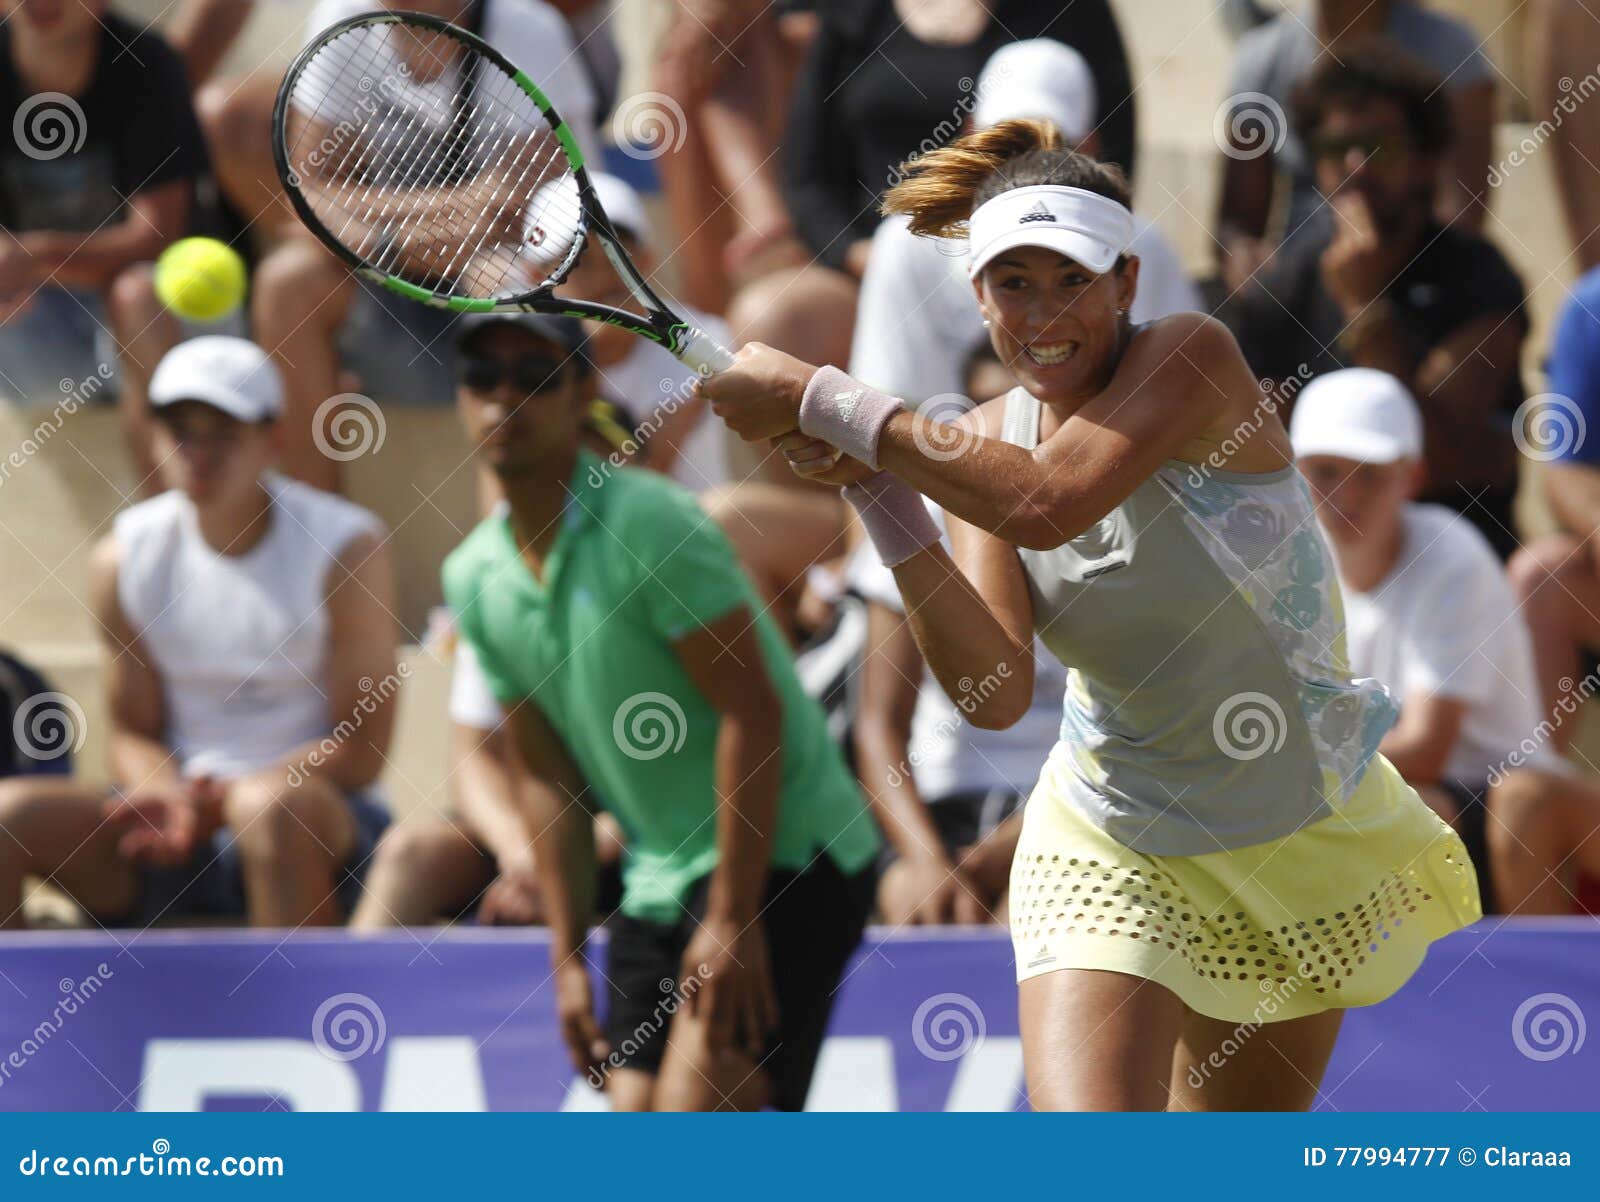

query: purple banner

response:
[0,922,1592,1111]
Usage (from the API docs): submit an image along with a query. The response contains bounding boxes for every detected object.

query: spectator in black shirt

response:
[0,0,208,482]
[1220,42,1527,559]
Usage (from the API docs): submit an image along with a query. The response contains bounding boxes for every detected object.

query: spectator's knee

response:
[194,80,239,155]
[1487,771,1568,850]
[105,262,160,330]
[370,822,452,878]
[252,239,349,328]
[1508,533,1585,602]
[225,777,330,861]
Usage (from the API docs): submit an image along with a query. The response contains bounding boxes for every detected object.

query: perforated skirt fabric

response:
[1010,746,1482,1023]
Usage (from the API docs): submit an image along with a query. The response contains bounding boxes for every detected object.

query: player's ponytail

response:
[883,118,1132,240]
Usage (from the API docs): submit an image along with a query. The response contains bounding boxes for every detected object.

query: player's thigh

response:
[1169,1007,1343,1112]
[1018,967,1185,1111]
[652,1006,772,1113]
[0,777,137,918]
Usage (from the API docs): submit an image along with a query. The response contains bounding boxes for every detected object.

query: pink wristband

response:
[799,366,902,470]
[842,472,940,567]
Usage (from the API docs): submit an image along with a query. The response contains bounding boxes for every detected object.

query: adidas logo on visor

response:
[1018,200,1057,224]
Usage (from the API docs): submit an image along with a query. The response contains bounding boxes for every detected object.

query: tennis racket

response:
[271,10,734,374]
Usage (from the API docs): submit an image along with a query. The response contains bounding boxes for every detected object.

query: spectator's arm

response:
[17,181,191,292]
[450,721,536,866]
[1544,462,1600,555]
[90,536,182,789]
[782,22,871,273]
[854,599,949,865]
[167,0,254,86]
[670,604,781,925]
[1409,313,1523,494]
[1378,694,1467,786]
[273,531,399,790]
[1438,80,1494,233]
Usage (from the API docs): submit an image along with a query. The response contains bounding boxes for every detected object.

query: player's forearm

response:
[704,702,782,924]
[453,746,535,864]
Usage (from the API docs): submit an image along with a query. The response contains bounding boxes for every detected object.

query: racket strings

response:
[283,23,586,299]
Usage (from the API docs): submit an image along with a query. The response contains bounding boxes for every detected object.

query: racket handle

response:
[678,326,737,375]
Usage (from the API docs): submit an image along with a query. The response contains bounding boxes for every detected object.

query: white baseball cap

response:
[973,39,1097,143]
[149,336,284,422]
[1289,368,1423,463]
[590,173,650,246]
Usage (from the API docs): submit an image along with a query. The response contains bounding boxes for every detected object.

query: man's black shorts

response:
[602,854,874,1110]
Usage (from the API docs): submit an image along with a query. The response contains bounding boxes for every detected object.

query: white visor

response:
[967,185,1135,279]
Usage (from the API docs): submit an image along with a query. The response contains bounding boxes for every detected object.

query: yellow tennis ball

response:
[153,237,247,322]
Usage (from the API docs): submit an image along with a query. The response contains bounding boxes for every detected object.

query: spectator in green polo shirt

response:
[435,312,879,1112]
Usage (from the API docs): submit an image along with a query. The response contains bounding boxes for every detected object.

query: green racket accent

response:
[513,69,586,171]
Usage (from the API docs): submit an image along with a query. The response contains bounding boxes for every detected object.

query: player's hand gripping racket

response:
[271,10,734,374]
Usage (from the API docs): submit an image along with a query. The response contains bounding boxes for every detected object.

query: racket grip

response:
[678,326,737,375]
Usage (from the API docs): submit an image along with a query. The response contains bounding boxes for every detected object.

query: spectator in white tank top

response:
[0,337,400,930]
[1292,368,1585,914]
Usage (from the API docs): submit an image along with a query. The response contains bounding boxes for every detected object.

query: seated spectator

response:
[850,347,1065,926]
[1507,266,1600,748]
[440,309,878,1110]
[650,0,815,313]
[0,337,398,929]
[1216,0,1493,288]
[0,650,76,780]
[729,0,1135,481]
[1292,368,1562,912]
[851,39,1200,404]
[0,0,208,481]
[353,640,625,928]
[1523,0,1600,270]
[246,0,598,492]
[1221,41,1527,560]
[550,173,733,491]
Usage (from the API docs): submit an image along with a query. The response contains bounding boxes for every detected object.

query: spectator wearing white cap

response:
[0,336,399,930]
[1292,367,1565,912]
[849,39,1199,405]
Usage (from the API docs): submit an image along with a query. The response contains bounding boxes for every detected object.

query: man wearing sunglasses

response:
[435,312,879,1111]
[1221,40,1528,561]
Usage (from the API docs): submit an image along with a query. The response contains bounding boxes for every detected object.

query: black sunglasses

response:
[457,355,570,395]
[1310,133,1406,166]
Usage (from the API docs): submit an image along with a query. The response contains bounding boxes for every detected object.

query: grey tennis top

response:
[999,387,1397,855]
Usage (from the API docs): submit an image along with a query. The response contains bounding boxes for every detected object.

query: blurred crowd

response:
[7,0,1600,935]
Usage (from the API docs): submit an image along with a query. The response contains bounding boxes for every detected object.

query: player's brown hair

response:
[882,119,1132,240]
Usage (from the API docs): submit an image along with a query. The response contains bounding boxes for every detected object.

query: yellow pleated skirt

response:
[1009,746,1482,1023]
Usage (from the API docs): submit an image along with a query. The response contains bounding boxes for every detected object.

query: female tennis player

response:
[701,119,1481,1111]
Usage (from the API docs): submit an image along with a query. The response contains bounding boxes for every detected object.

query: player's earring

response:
[982,318,992,328]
